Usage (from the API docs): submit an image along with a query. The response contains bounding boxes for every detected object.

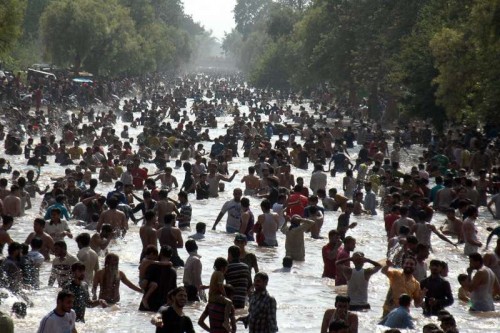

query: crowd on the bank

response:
[0,72,499,333]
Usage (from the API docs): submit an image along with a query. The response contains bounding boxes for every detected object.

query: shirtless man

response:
[241,166,260,196]
[90,224,113,254]
[157,213,184,267]
[96,196,128,238]
[155,190,179,228]
[24,218,55,260]
[0,216,14,257]
[92,253,142,304]
[278,164,295,190]
[3,185,21,217]
[154,167,178,190]
[140,210,158,258]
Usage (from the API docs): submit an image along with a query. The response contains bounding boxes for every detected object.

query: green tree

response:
[40,0,148,75]
[0,0,27,54]
[431,0,500,124]
[234,0,272,37]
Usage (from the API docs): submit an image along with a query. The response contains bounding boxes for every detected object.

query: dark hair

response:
[101,224,113,234]
[57,290,74,302]
[185,240,198,253]
[54,240,67,250]
[282,256,293,268]
[2,215,14,225]
[144,210,156,222]
[196,222,206,232]
[335,295,351,305]
[214,257,228,271]
[241,197,250,208]
[144,245,158,257]
[71,262,86,272]
[167,287,186,301]
[254,271,269,283]
[107,196,119,209]
[468,252,483,264]
[164,213,175,225]
[8,242,22,255]
[398,294,412,307]
[260,199,271,210]
[457,273,468,283]
[228,245,240,259]
[76,233,91,247]
[34,218,46,227]
[159,245,173,258]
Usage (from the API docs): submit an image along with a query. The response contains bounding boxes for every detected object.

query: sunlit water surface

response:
[1,97,499,333]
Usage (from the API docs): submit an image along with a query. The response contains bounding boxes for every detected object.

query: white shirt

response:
[37,309,76,333]
[77,246,99,285]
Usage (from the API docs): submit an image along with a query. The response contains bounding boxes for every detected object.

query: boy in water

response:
[209,257,233,332]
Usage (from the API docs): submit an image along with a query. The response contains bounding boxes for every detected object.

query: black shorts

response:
[349,304,370,311]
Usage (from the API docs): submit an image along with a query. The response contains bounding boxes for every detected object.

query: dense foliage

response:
[224,0,500,127]
[1,0,206,76]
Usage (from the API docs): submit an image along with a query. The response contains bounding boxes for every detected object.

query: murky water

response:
[1,98,499,332]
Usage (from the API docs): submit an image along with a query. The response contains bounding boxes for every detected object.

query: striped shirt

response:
[225,261,251,309]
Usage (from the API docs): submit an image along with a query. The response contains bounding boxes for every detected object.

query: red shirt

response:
[384,213,400,236]
[335,247,351,286]
[132,167,148,189]
[287,192,308,217]
[322,243,338,279]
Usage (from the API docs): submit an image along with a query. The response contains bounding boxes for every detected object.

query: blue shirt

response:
[44,203,71,220]
[379,306,414,329]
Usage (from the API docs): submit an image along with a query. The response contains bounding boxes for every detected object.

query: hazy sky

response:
[183,0,236,40]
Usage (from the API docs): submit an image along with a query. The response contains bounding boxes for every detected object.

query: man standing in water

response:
[92,253,142,305]
[151,287,195,333]
[463,252,500,311]
[37,290,77,333]
[336,251,382,310]
[212,188,243,232]
[238,272,278,333]
[381,257,423,316]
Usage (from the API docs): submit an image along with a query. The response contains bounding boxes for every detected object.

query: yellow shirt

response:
[383,269,421,314]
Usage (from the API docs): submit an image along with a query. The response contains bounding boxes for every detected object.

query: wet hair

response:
[71,262,86,272]
[185,240,198,253]
[334,295,351,305]
[34,218,46,227]
[241,197,250,208]
[2,215,13,225]
[144,245,159,257]
[398,294,412,307]
[167,287,186,301]
[76,233,91,247]
[196,222,206,233]
[12,302,27,318]
[468,252,483,264]
[228,245,240,259]
[159,245,173,258]
[178,191,188,200]
[164,213,175,225]
[144,210,156,222]
[282,256,293,268]
[57,290,75,302]
[255,271,269,283]
[260,199,271,210]
[457,273,468,283]
[101,224,113,234]
[214,257,228,271]
[54,240,67,250]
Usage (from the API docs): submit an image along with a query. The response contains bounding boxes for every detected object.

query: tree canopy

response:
[225,0,500,127]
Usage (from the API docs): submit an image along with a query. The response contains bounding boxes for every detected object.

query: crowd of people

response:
[0,71,499,333]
